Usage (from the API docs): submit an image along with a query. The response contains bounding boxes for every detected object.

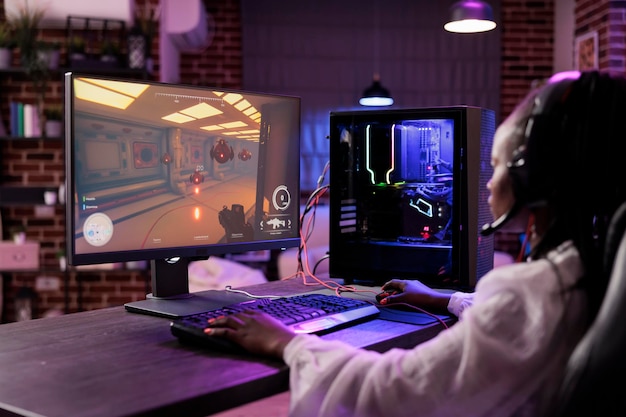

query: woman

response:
[205,71,626,417]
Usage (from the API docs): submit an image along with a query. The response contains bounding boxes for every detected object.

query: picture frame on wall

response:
[575,31,598,71]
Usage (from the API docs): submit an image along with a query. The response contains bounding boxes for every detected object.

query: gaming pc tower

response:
[329,106,495,290]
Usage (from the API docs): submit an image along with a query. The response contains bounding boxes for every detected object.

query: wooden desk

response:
[0,279,449,417]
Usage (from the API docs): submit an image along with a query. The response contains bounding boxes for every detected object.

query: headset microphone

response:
[481,202,523,236]
[481,71,583,238]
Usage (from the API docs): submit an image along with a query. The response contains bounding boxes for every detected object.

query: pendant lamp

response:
[359,73,394,107]
[359,0,393,107]
[444,0,496,34]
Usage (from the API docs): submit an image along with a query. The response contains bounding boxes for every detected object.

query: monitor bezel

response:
[64,72,302,268]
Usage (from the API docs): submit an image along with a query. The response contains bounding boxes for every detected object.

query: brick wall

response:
[499,0,555,119]
[494,0,555,258]
[0,0,241,322]
[180,0,242,88]
[574,0,626,76]
[1,0,623,321]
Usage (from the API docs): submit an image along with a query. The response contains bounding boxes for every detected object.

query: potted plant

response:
[100,39,120,65]
[43,105,63,137]
[0,22,16,69]
[68,36,86,62]
[56,248,66,271]
[6,1,45,68]
[8,2,48,136]
[128,2,159,70]
[134,2,159,43]
[9,224,27,245]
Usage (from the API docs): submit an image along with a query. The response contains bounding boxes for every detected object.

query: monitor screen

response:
[65,73,301,317]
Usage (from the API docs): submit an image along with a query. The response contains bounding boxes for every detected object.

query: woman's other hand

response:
[204,310,296,358]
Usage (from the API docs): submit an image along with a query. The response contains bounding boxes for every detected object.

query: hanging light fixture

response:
[360,73,394,106]
[360,0,393,107]
[444,0,497,34]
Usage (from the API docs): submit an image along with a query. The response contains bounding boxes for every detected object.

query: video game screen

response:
[66,74,301,265]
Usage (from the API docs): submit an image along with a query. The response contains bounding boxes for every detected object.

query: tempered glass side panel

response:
[329,107,495,289]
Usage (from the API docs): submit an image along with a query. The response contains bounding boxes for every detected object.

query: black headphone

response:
[481,72,583,236]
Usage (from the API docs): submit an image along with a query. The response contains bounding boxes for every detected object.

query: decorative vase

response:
[45,120,62,138]
[100,53,119,66]
[37,48,60,70]
[0,48,12,69]
[58,256,67,271]
[12,231,26,245]
[127,33,148,69]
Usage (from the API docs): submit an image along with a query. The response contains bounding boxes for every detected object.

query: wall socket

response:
[35,276,61,292]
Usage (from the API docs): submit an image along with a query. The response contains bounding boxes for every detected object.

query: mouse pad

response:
[377,307,451,326]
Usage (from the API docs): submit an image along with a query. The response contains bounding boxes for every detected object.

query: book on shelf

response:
[10,102,20,136]
[10,102,41,138]
[23,104,41,137]
[0,113,6,137]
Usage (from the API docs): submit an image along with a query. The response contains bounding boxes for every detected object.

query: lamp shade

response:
[444,0,496,33]
[359,75,394,106]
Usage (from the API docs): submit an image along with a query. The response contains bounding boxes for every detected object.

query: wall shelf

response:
[0,67,149,78]
[0,186,60,206]
[0,136,63,141]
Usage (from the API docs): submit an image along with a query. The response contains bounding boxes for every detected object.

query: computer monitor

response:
[64,73,301,317]
[329,106,494,290]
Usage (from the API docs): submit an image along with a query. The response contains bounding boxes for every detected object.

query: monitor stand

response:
[124,257,250,319]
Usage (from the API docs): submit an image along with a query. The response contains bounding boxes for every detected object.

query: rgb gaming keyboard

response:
[170,293,380,351]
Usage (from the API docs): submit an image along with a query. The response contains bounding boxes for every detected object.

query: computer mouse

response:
[375,290,397,303]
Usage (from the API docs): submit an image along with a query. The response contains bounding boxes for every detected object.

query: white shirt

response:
[283,241,587,417]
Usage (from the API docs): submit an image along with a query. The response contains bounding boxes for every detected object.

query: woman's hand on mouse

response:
[378,279,451,313]
[204,310,296,358]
